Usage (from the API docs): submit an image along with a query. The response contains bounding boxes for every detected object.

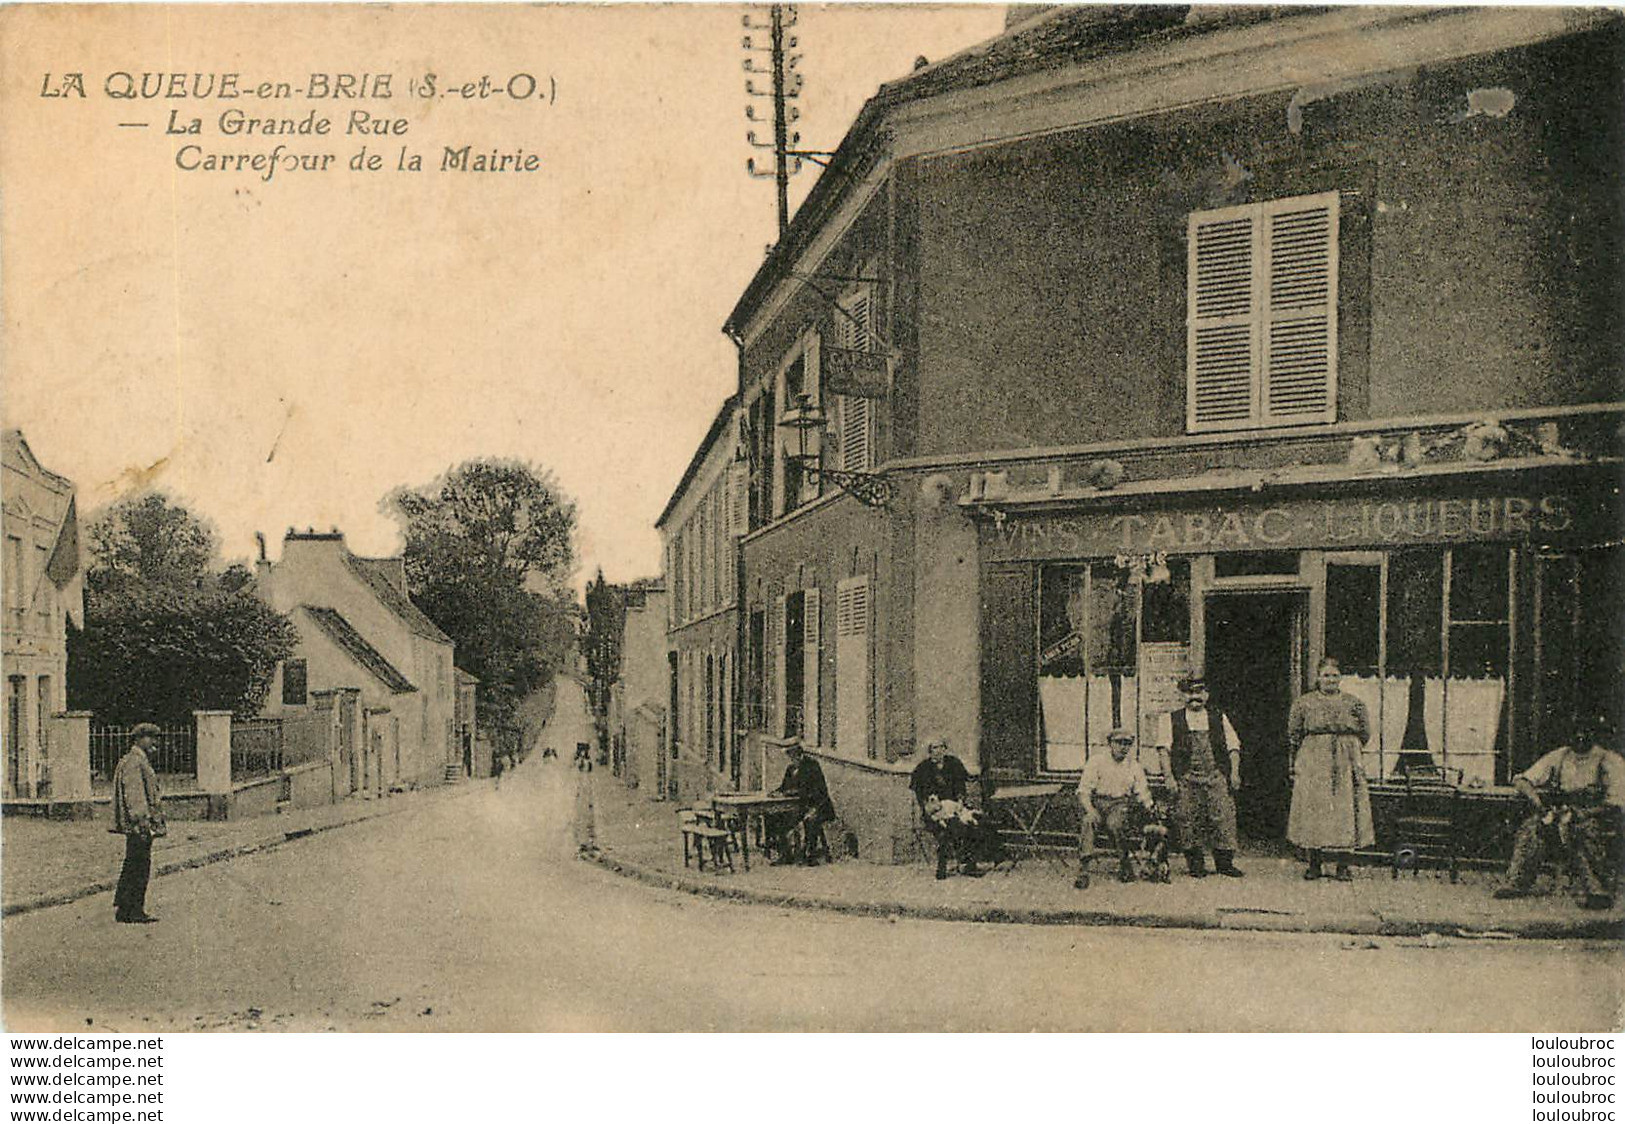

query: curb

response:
[2,780,491,920]
[577,845,1625,943]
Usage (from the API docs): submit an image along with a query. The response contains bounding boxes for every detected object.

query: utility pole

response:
[744,5,802,242]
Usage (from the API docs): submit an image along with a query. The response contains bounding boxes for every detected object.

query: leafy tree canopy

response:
[86,492,218,594]
[388,459,576,595]
[70,491,297,725]
[387,460,579,731]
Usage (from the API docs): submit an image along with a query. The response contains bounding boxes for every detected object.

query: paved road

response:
[3,682,1619,1031]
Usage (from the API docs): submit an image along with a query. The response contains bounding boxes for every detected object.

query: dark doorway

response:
[1205,592,1304,841]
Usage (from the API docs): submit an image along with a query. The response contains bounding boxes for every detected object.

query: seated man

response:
[910,736,1001,879]
[768,741,837,866]
[1075,728,1157,890]
[1493,715,1625,910]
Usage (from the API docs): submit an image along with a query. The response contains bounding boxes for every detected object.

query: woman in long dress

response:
[1286,656,1374,880]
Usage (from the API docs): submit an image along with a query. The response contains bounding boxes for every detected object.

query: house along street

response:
[3,678,1616,1032]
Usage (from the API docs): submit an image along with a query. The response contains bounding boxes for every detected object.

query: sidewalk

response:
[581,775,1625,941]
[2,779,490,917]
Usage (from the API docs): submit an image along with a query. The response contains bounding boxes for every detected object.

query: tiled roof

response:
[301,606,418,694]
[343,554,451,644]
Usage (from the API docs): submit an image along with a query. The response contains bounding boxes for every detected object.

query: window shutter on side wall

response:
[802,587,821,748]
[836,577,871,759]
[838,289,874,473]
[773,594,787,738]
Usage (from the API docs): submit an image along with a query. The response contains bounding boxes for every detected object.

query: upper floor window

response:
[1187,191,1339,433]
[832,286,875,475]
[774,334,822,518]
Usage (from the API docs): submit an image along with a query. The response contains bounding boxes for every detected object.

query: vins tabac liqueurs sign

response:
[985,492,1593,561]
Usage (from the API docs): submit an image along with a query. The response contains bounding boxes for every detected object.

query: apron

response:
[1173,724,1239,852]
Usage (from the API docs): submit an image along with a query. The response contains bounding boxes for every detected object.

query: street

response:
[3,679,1619,1032]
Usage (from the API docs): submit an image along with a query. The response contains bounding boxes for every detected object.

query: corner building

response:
[727,6,1625,861]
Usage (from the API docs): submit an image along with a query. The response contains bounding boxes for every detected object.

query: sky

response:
[0,3,1007,588]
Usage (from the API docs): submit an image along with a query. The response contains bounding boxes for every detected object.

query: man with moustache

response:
[1152,675,1244,879]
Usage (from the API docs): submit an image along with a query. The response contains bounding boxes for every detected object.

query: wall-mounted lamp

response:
[777,391,892,508]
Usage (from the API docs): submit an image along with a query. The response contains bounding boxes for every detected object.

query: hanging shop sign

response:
[983,488,1616,562]
[820,346,889,398]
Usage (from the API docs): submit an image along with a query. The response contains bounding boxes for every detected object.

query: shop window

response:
[1037,562,1145,772]
[1335,548,1514,784]
[1533,546,1624,764]
[1142,559,1191,643]
[1577,547,1625,740]
[1215,551,1300,579]
[1187,191,1340,432]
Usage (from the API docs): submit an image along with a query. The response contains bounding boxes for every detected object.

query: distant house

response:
[656,395,748,801]
[256,530,456,794]
[606,579,667,795]
[1,431,82,800]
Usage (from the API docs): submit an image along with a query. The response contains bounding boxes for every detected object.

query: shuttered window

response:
[802,587,821,748]
[835,289,874,473]
[835,577,872,759]
[1187,191,1339,432]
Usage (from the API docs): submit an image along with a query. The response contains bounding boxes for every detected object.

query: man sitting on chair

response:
[911,736,999,880]
[1493,714,1624,910]
[1075,728,1157,890]
[768,741,837,866]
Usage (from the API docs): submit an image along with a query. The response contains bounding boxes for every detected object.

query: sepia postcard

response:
[1,2,1622,1045]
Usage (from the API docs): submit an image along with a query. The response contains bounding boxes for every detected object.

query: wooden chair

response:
[1391,766,1460,883]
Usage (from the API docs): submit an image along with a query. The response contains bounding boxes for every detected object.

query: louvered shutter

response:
[727,462,749,536]
[1263,194,1338,424]
[802,587,821,748]
[838,290,874,472]
[836,577,871,759]
[773,594,787,738]
[1187,207,1259,431]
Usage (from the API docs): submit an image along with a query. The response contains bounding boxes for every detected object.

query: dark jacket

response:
[910,754,970,807]
[777,754,836,823]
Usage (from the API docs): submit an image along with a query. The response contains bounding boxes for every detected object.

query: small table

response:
[711,792,805,871]
[989,782,1072,869]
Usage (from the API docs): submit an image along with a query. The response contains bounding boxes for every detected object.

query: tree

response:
[85,492,217,594]
[69,588,298,726]
[388,459,577,593]
[69,491,297,725]
[386,460,579,731]
[583,570,626,753]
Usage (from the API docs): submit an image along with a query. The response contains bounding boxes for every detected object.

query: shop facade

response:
[972,439,1623,846]
[718,7,1625,861]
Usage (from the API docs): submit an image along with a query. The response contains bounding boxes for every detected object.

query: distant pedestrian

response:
[110,723,165,924]
[1286,657,1374,881]
[492,747,506,790]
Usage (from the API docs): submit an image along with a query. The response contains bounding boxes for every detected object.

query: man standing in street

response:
[1153,675,1244,879]
[111,723,165,924]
